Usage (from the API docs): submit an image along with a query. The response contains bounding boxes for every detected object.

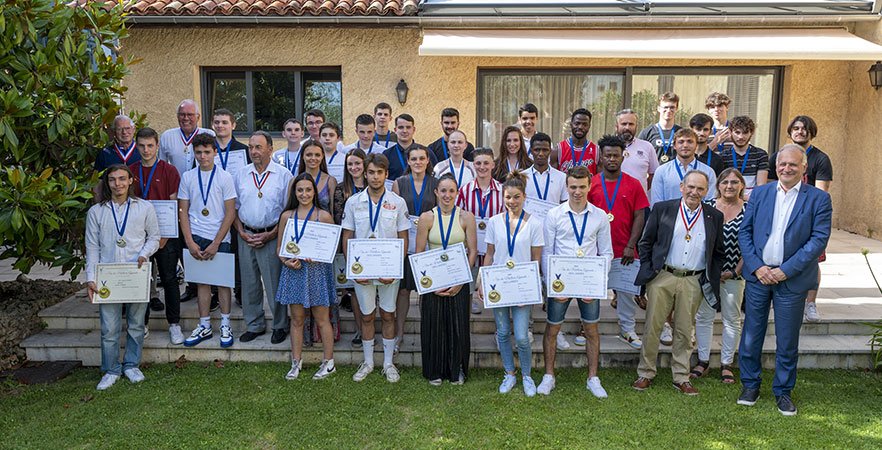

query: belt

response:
[242,223,276,234]
[664,265,704,277]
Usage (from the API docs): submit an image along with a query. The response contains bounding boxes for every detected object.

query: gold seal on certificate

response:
[351,262,363,274]
[336,273,347,284]
[478,221,486,230]
[440,253,449,262]
[576,248,585,257]
[488,290,501,302]
[661,154,669,163]
[607,212,614,222]
[98,287,111,299]
[201,208,210,216]
[286,241,300,255]
[552,279,565,293]
[116,238,126,248]
[420,276,433,288]
[506,260,515,269]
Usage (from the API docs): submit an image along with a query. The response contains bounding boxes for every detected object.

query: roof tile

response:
[86,0,419,16]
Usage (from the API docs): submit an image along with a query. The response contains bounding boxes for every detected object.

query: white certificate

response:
[183,252,235,288]
[475,217,489,255]
[524,197,558,223]
[93,263,152,304]
[608,258,641,296]
[149,200,179,238]
[407,215,419,254]
[384,179,395,192]
[278,219,342,263]
[546,255,608,299]
[479,261,543,309]
[346,238,405,280]
[408,242,473,295]
[215,149,247,175]
[332,253,354,289]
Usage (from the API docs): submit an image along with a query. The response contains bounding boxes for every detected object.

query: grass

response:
[1,364,881,449]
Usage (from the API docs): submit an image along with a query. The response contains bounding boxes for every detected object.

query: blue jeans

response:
[100,302,148,375]
[739,280,806,396]
[493,306,532,376]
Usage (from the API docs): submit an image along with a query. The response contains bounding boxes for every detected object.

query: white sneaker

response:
[537,374,555,395]
[96,373,119,391]
[619,331,643,349]
[124,368,145,384]
[352,362,374,382]
[660,322,674,346]
[556,332,571,350]
[499,374,517,394]
[383,364,400,383]
[523,376,537,397]
[587,376,608,398]
[219,324,234,348]
[574,332,587,346]
[169,324,184,345]
[528,329,534,344]
[313,360,336,380]
[144,327,149,339]
[471,300,481,314]
[286,359,302,380]
[805,302,821,322]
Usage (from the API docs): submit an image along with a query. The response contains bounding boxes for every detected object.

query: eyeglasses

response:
[177,113,197,117]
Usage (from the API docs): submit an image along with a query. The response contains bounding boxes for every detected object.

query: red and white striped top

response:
[456,178,504,220]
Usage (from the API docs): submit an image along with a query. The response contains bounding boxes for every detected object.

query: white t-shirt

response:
[159,127,215,177]
[484,211,544,266]
[325,150,345,184]
[433,159,476,188]
[178,165,237,243]
[343,141,387,155]
[523,166,568,204]
[341,189,410,239]
[272,148,301,176]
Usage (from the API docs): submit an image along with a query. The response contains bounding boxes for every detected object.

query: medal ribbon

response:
[568,209,589,247]
[284,150,301,174]
[292,206,315,244]
[532,169,551,201]
[368,191,386,235]
[327,150,338,167]
[252,170,270,193]
[505,209,525,259]
[474,187,491,219]
[114,141,136,164]
[679,202,701,236]
[216,139,232,170]
[410,174,427,216]
[441,138,449,160]
[656,125,674,160]
[375,131,391,147]
[674,158,698,181]
[805,145,814,157]
[110,199,131,239]
[138,162,159,199]
[180,128,198,146]
[394,144,407,173]
[600,173,622,214]
[198,166,217,210]
[449,159,465,186]
[437,206,457,250]
[569,138,588,166]
[731,145,751,174]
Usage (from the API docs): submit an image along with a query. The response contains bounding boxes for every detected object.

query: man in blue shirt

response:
[649,129,717,207]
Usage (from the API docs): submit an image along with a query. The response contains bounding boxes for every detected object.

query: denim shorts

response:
[191,234,232,253]
[546,297,600,325]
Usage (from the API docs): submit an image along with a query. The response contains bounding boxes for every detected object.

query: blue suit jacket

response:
[739,182,832,293]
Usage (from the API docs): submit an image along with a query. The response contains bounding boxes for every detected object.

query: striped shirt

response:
[456,178,504,221]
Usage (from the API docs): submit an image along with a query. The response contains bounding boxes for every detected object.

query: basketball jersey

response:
[558,139,598,174]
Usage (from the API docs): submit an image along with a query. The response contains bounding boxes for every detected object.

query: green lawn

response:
[1,364,880,449]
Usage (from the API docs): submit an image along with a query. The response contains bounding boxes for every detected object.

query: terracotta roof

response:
[71,1,419,17]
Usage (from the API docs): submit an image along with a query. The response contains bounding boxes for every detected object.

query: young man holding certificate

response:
[539,166,614,398]
[341,154,411,383]
[177,133,238,348]
[130,127,184,344]
[86,165,160,390]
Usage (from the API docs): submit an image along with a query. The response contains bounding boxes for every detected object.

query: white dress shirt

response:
[178,165,237,243]
[665,201,707,271]
[523,165,569,204]
[762,181,802,266]
[542,201,614,275]
[159,127,215,177]
[234,161,293,229]
[341,188,411,238]
[85,197,160,283]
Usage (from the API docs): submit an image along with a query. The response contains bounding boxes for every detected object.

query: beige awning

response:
[419,28,882,61]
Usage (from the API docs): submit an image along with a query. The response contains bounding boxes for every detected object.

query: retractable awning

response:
[419,28,882,61]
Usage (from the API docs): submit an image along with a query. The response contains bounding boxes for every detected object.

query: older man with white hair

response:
[159,99,215,177]
[95,115,139,172]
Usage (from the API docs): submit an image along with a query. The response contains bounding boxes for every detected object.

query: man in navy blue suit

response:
[736,144,832,416]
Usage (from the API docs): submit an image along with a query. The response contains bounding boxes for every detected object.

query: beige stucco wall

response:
[121,24,873,232]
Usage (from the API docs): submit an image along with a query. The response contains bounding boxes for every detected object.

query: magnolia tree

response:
[0,0,137,277]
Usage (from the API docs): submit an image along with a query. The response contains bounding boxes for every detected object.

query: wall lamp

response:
[870,61,882,90]
[396,79,409,105]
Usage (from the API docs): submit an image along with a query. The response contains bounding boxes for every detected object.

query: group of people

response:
[86,92,832,416]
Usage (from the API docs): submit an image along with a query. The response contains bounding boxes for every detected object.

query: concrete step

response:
[21,329,875,370]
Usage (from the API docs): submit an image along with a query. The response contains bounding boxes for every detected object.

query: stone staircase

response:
[21,289,877,370]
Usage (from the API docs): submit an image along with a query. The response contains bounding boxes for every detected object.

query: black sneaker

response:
[351,332,362,348]
[776,395,797,416]
[340,293,352,312]
[180,285,197,302]
[737,387,760,406]
[149,297,165,311]
[210,293,219,312]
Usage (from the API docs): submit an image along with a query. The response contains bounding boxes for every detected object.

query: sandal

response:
[689,360,709,379]
[720,364,736,384]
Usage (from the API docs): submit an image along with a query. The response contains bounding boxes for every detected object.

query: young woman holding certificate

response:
[391,146,438,353]
[492,126,532,182]
[276,173,337,380]
[334,148,368,347]
[477,171,544,396]
[414,173,478,385]
[297,140,337,215]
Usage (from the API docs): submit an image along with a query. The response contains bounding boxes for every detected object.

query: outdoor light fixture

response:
[870,61,882,90]
[396,79,409,104]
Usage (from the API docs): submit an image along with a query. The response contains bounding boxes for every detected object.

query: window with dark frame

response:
[202,68,342,135]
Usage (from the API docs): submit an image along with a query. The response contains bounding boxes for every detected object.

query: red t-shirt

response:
[129,160,181,201]
[587,172,649,258]
[558,138,598,174]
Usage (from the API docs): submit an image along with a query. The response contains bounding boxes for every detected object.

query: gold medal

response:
[258,191,263,199]
[506,260,515,269]
[420,276,433,288]
[607,212,614,222]
[488,290,501,303]
[552,279,565,293]
[201,208,209,216]
[336,273,347,284]
[116,238,126,248]
[685,233,692,242]
[440,253,449,262]
[286,241,300,255]
[98,287,111,299]
[413,218,420,226]
[351,262,363,274]
[623,151,630,158]
[576,248,585,257]
[478,221,486,230]
[660,154,669,163]
[369,234,376,239]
